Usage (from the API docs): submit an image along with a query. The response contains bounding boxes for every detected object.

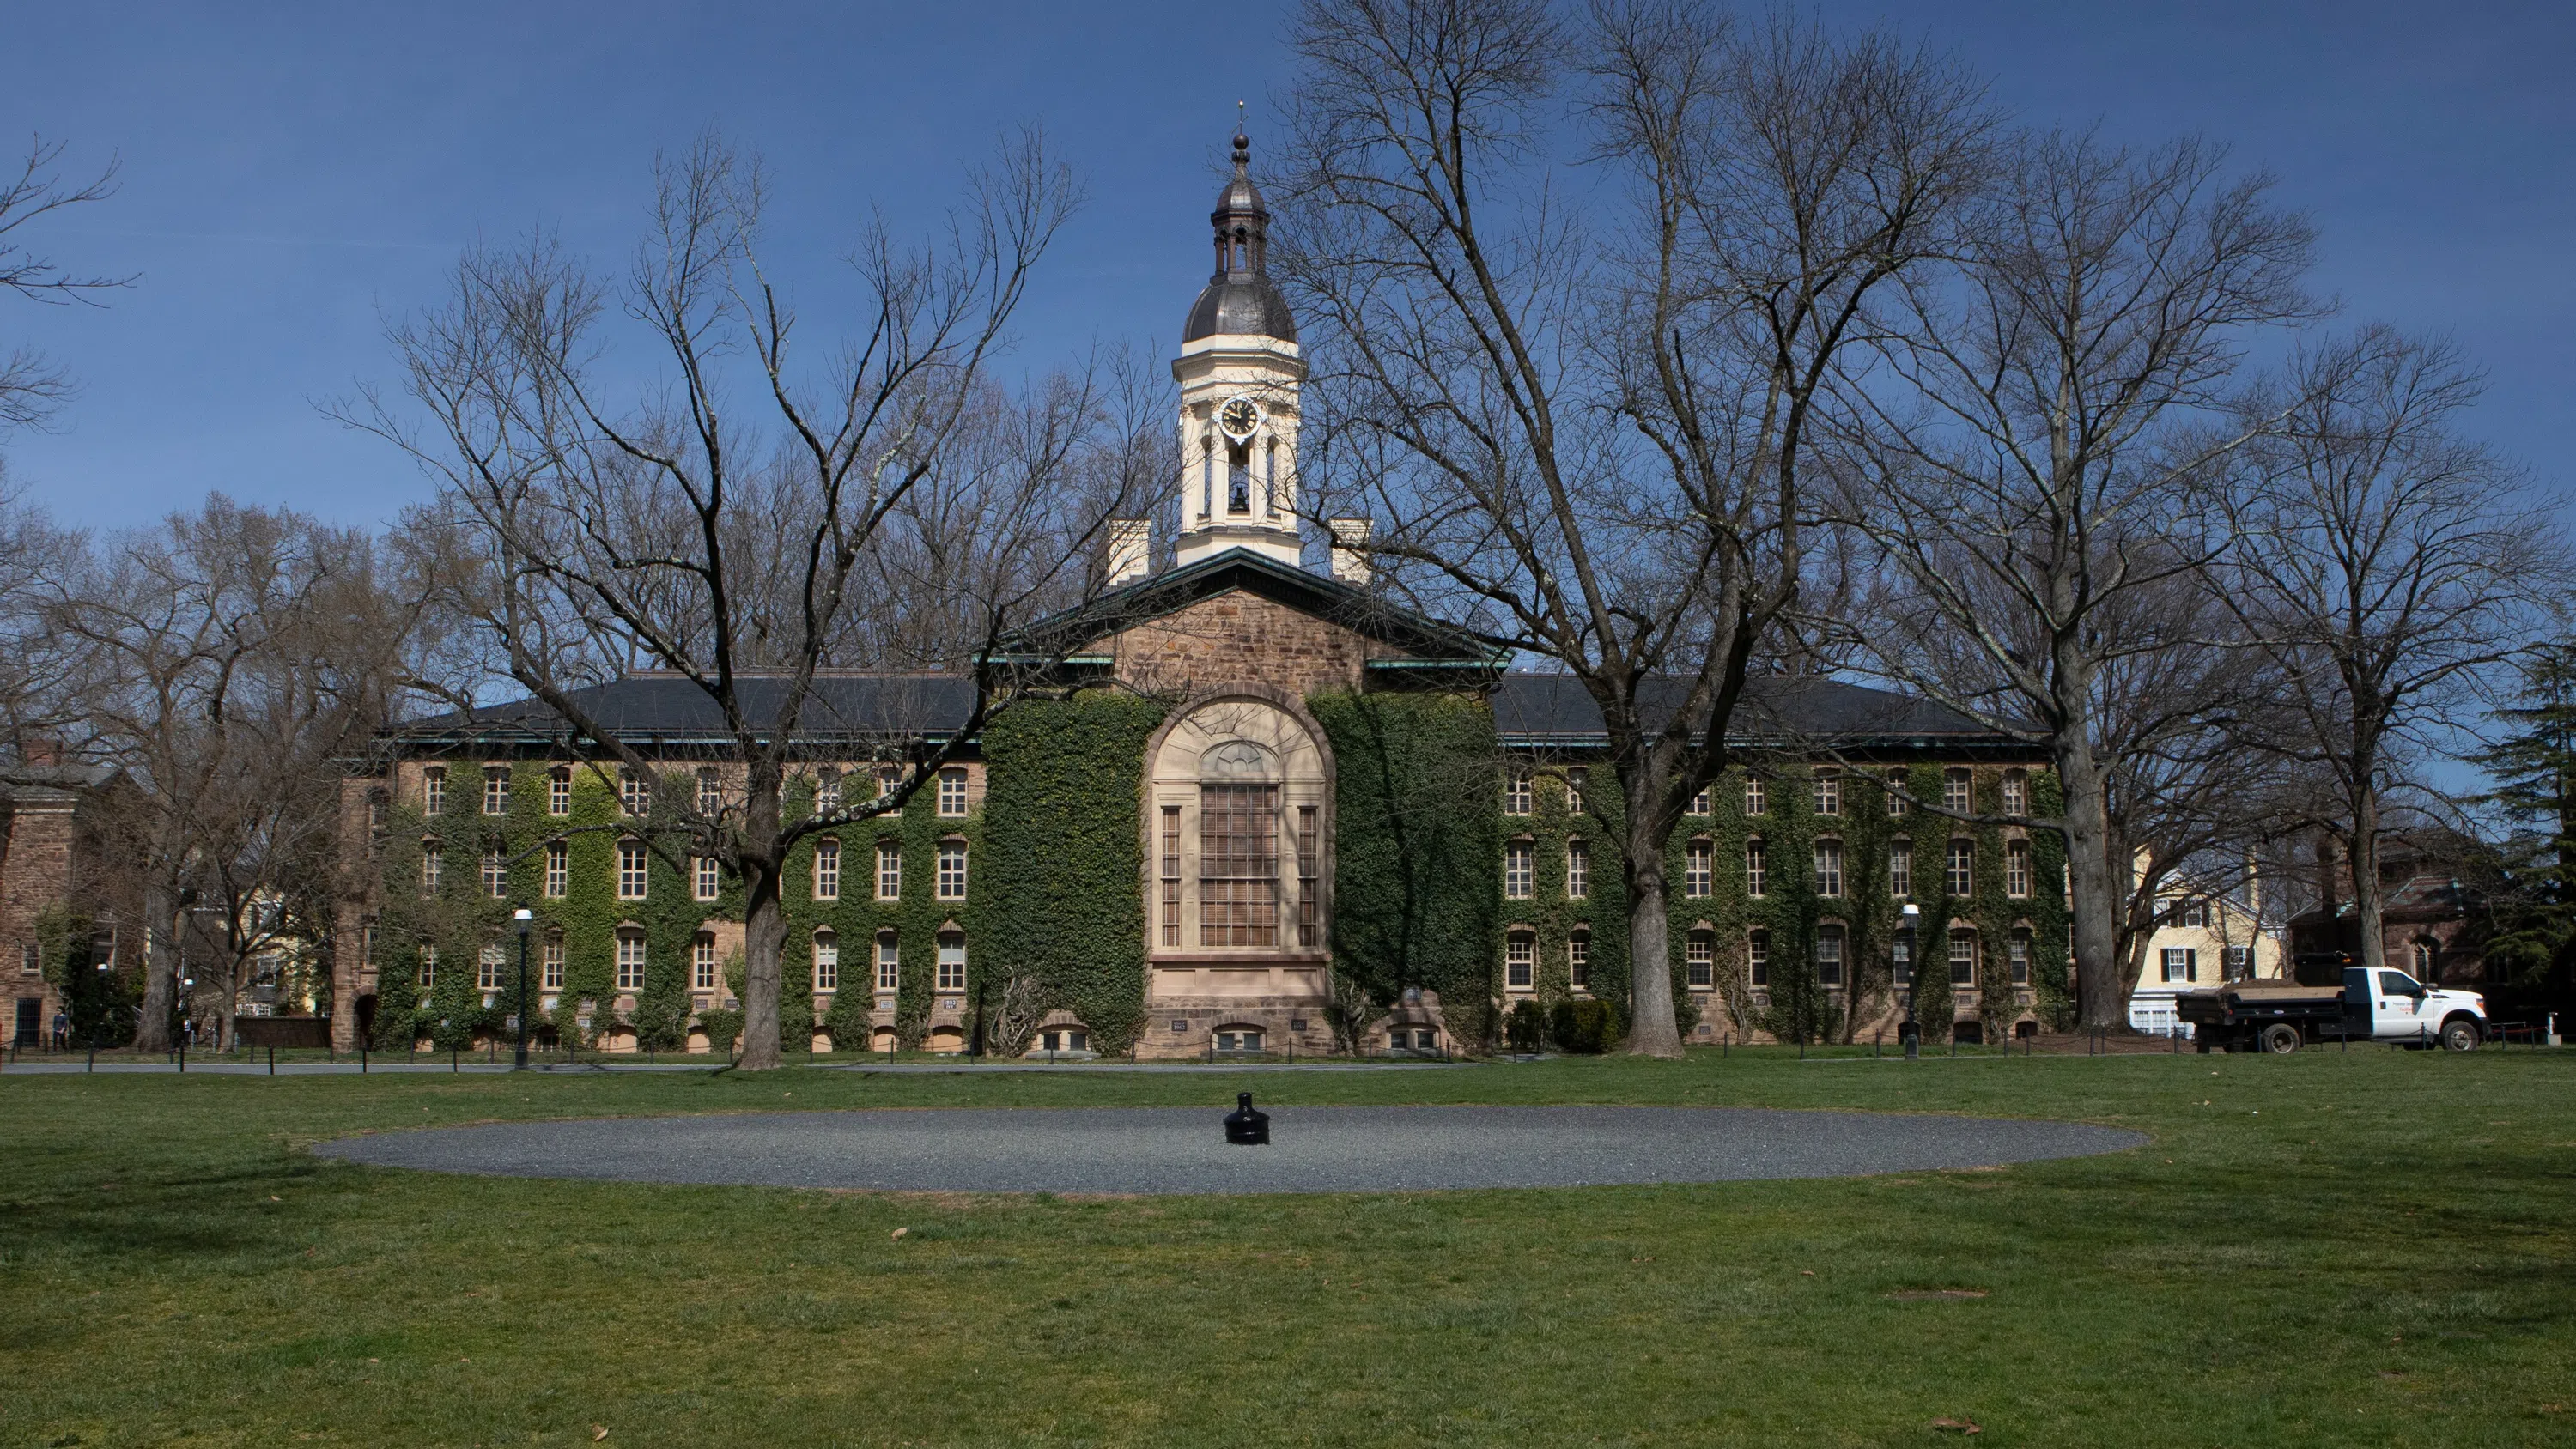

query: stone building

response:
[1,761,136,1048]
[335,136,2063,1058]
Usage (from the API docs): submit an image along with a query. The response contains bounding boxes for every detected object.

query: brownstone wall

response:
[1101,590,1378,696]
[0,803,74,1040]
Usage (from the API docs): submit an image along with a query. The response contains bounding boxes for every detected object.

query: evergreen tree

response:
[2473,645,2576,982]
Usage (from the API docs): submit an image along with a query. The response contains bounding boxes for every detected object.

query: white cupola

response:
[1172,128,1306,569]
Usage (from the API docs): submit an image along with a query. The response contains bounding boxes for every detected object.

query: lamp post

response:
[513,908,534,1071]
[1899,902,1921,1061]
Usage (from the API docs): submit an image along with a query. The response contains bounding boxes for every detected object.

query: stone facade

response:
[1094,590,1380,698]
[0,764,132,1048]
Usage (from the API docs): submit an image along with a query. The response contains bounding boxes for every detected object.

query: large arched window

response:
[1143,693,1332,968]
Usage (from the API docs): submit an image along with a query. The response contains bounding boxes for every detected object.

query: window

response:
[1566,767,1587,814]
[422,767,446,816]
[544,840,568,899]
[616,930,646,991]
[1749,931,1770,987]
[2161,947,2197,984]
[617,841,649,900]
[483,767,509,816]
[19,941,37,975]
[1889,840,1912,898]
[542,934,564,991]
[2166,898,2211,928]
[1041,1028,1091,1052]
[813,931,839,991]
[1949,931,1978,986]
[937,767,969,818]
[813,839,841,901]
[1893,932,1912,986]
[359,924,379,971]
[1505,932,1534,990]
[2010,932,2032,985]
[1814,771,1839,816]
[1816,926,1844,986]
[1814,840,1843,898]
[420,840,443,894]
[1565,839,1589,900]
[1504,841,1534,900]
[2001,769,2028,815]
[697,767,722,815]
[1504,767,1532,816]
[418,946,437,988]
[817,768,842,818]
[1736,839,1759,899]
[878,840,902,902]
[1570,931,1591,990]
[695,854,720,901]
[693,933,718,991]
[878,767,902,815]
[1297,806,1321,949]
[1215,1028,1264,1052]
[936,934,966,992]
[478,944,505,991]
[2005,840,2032,898]
[2224,944,2253,979]
[2411,939,2438,978]
[1886,768,1908,815]
[876,931,900,991]
[620,768,648,816]
[367,791,388,835]
[1946,839,1973,896]
[1198,785,1273,943]
[1942,768,1971,813]
[1159,807,1182,947]
[1678,839,1711,898]
[479,847,506,899]
[936,841,969,901]
[547,767,571,817]
[1686,931,1712,988]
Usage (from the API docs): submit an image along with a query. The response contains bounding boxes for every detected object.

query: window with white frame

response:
[2223,944,2252,979]
[617,841,649,900]
[547,767,571,816]
[693,933,718,991]
[1886,767,1909,816]
[1814,771,1839,816]
[2002,769,2028,815]
[2009,931,2031,985]
[1736,838,1758,898]
[878,767,902,815]
[478,943,505,991]
[1946,839,1973,896]
[1504,767,1532,816]
[878,839,902,901]
[1948,930,1977,986]
[1504,932,1534,990]
[419,945,436,987]
[1889,839,1912,897]
[1297,806,1321,949]
[1942,768,1971,813]
[935,933,966,992]
[1748,930,1769,987]
[544,840,568,899]
[695,854,720,901]
[1565,767,1586,814]
[817,767,842,818]
[876,931,900,991]
[482,847,507,899]
[1893,931,1912,985]
[1565,839,1589,900]
[936,840,968,900]
[1814,840,1843,898]
[2161,947,2197,983]
[1199,786,1274,945]
[1570,931,1590,990]
[813,838,840,901]
[1681,838,1712,898]
[1742,776,1765,816]
[1158,807,1181,946]
[813,931,839,991]
[1686,931,1713,988]
[542,934,564,991]
[937,767,969,817]
[1504,840,1534,900]
[697,767,722,815]
[2005,840,2032,898]
[422,766,446,817]
[620,768,648,816]
[616,929,647,991]
[1815,925,1844,986]
[420,840,442,894]
[483,767,510,816]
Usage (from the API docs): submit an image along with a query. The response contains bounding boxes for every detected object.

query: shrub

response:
[1548,998,1616,1054]
[697,1009,744,1058]
[1504,999,1547,1052]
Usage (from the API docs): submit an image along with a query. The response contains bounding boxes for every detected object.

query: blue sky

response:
[3,1,2569,533]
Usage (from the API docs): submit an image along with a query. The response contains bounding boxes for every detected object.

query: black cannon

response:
[1224,1092,1270,1145]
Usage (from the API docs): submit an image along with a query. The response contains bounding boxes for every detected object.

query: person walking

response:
[52,1009,68,1051]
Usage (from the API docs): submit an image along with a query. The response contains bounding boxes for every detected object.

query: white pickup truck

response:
[2175,964,2488,1053]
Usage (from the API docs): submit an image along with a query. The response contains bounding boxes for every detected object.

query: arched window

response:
[1685,930,1713,988]
[2411,938,2439,979]
[875,931,900,991]
[2005,839,2032,898]
[1736,838,1759,898]
[1815,925,1845,986]
[546,767,571,816]
[1814,839,1844,897]
[813,838,841,901]
[1748,930,1770,987]
[1565,839,1589,900]
[615,928,647,991]
[1685,837,1714,896]
[936,931,966,992]
[1570,929,1592,990]
[813,930,839,991]
[2002,768,2029,815]
[692,931,718,991]
[1948,930,1978,987]
[1505,931,1535,990]
[1504,840,1534,899]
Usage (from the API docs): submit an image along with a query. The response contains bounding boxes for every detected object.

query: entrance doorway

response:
[14,997,39,1046]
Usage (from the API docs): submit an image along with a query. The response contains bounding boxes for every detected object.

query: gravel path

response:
[313,1105,2142,1194]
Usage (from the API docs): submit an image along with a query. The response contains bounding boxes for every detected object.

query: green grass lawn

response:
[3,1048,2571,1447]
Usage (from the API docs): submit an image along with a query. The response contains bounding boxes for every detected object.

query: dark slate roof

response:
[1492,672,2007,748]
[396,675,977,744]
[1183,274,1299,343]
[0,762,121,803]
[1003,546,1503,665]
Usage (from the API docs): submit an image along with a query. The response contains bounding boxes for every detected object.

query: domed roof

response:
[1182,130,1298,344]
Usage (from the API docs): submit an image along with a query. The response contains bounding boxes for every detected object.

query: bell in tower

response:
[1173,124,1307,570]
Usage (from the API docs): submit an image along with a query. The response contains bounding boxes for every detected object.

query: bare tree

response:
[1280,0,1990,1055]
[2220,327,2565,972]
[1826,130,2316,1030]
[349,132,1141,1070]
[1,134,133,436]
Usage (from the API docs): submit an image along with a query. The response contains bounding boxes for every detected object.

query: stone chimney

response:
[1106,518,1152,586]
[1328,518,1373,585]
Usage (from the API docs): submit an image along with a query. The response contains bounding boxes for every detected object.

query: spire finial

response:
[1233,101,1249,165]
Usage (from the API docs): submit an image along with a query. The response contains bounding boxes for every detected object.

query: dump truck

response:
[2175,956,2487,1054]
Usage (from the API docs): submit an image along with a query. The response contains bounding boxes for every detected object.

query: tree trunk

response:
[1621,771,1684,1059]
[134,886,178,1053]
[2348,784,2385,973]
[2054,736,2126,1031]
[736,773,787,1070]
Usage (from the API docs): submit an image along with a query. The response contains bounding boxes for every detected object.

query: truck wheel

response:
[2260,1023,2301,1055]
[2439,1016,2481,1052]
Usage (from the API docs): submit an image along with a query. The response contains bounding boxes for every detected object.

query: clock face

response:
[1218,396,1261,441]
